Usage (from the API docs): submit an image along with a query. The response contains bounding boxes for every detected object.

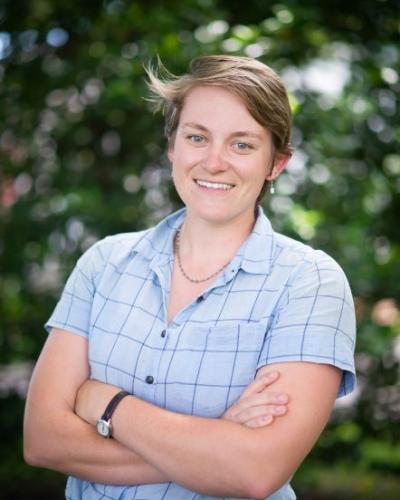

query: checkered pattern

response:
[46,207,356,500]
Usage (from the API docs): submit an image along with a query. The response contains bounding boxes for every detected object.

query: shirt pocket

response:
[171,322,267,418]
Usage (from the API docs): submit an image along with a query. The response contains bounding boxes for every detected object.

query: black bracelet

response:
[101,390,130,422]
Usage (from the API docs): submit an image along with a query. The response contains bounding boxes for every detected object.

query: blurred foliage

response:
[0,0,399,498]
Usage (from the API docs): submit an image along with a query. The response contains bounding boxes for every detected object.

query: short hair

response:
[145,55,293,199]
[146,55,293,155]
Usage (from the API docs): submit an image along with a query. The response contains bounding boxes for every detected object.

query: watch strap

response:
[101,390,130,422]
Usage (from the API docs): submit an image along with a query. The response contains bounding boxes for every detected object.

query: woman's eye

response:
[188,135,204,143]
[235,142,252,151]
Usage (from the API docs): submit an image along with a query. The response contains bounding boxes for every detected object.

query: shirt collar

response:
[131,208,185,268]
[231,206,275,276]
[132,206,275,275]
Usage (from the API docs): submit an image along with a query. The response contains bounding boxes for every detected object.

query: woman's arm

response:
[24,328,287,484]
[23,328,167,484]
[76,362,341,499]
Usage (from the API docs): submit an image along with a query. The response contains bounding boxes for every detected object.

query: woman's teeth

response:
[196,180,234,190]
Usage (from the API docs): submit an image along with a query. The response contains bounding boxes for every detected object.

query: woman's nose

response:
[203,144,228,172]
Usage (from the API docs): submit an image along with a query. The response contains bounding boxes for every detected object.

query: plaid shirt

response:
[46,207,356,500]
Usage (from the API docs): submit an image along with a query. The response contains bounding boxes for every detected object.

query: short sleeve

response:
[45,240,107,338]
[257,251,356,398]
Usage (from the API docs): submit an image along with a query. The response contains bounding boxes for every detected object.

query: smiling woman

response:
[167,85,286,232]
[23,55,356,500]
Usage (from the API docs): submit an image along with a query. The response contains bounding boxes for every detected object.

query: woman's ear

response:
[167,133,177,164]
[266,154,291,181]
[167,144,174,163]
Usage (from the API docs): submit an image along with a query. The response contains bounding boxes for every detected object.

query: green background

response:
[0,0,399,498]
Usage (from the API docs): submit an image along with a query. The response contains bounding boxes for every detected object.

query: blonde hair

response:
[146,55,293,157]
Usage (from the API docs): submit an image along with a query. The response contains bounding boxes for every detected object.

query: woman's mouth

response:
[195,179,235,191]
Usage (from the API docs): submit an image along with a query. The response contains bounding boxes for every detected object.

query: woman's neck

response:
[176,210,257,272]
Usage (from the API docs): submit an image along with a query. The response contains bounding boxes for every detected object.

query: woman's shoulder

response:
[271,230,347,278]
[75,228,152,276]
[97,228,151,252]
[77,209,185,274]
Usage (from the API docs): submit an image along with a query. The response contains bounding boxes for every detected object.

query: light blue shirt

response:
[46,207,356,500]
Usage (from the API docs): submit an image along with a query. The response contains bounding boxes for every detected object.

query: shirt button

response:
[145,375,154,384]
[161,330,166,338]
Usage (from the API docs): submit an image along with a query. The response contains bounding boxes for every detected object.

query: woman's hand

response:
[75,379,121,426]
[222,371,288,428]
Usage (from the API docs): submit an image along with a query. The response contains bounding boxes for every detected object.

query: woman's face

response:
[168,85,286,228]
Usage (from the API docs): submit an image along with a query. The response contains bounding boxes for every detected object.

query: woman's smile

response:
[194,178,236,192]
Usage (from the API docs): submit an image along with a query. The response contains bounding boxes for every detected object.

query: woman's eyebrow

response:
[231,131,263,140]
[181,122,209,132]
[182,122,262,140]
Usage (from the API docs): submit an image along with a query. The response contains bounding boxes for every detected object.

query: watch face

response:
[96,419,111,437]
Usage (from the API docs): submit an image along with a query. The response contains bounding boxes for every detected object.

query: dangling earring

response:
[270,181,275,194]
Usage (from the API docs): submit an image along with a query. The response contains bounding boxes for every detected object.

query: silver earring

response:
[270,181,275,194]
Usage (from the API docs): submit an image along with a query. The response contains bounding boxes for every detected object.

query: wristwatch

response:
[96,390,130,438]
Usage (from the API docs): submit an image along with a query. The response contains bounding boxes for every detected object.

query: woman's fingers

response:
[239,371,280,398]
[242,390,288,408]
[225,389,288,419]
[236,404,288,429]
[243,414,274,429]
[233,403,287,424]
[222,369,289,425]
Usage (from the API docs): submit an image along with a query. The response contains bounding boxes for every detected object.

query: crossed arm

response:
[24,328,341,498]
[23,328,287,485]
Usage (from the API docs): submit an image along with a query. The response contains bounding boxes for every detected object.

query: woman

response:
[24,55,356,499]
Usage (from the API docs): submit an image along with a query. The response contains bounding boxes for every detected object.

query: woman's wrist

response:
[75,379,122,426]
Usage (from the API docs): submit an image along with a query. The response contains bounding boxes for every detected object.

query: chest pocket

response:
[163,323,267,418]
